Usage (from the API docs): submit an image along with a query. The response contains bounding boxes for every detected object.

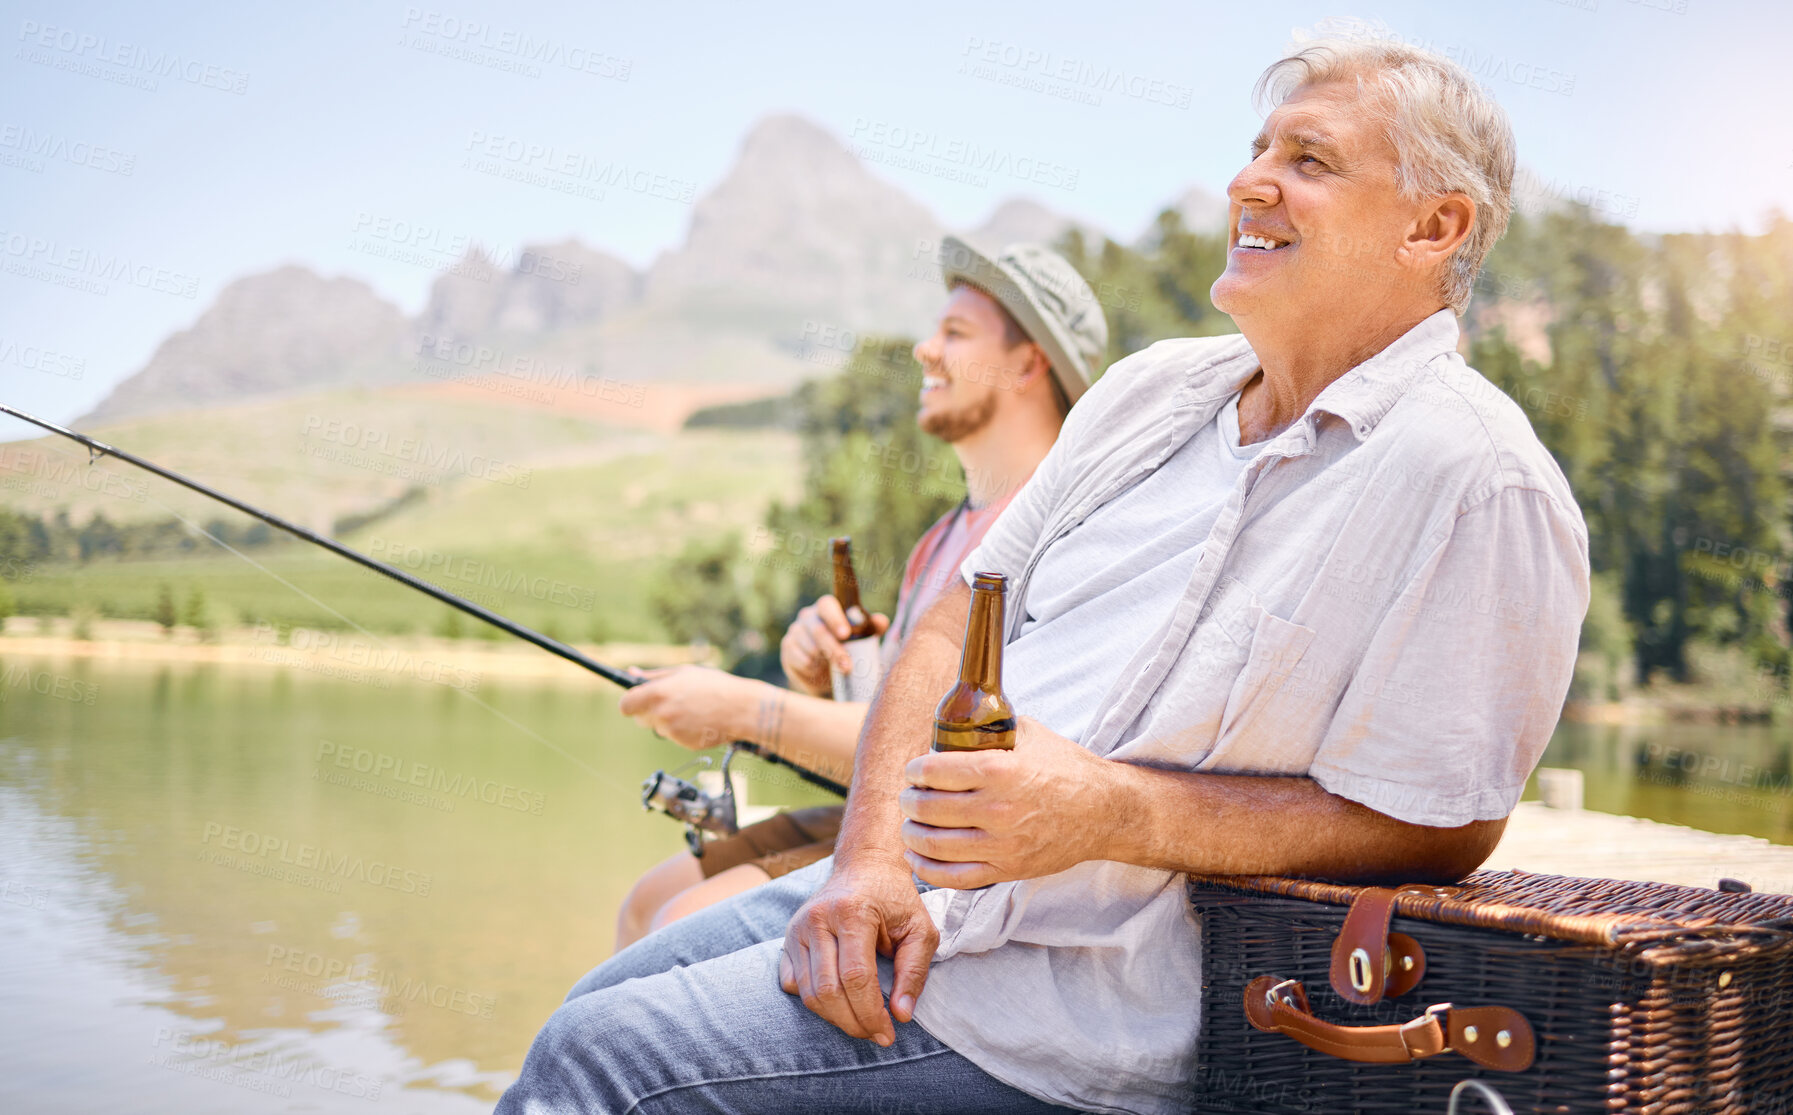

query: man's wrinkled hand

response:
[898,716,1119,889]
[778,862,938,1045]
[616,665,760,750]
[780,594,889,698]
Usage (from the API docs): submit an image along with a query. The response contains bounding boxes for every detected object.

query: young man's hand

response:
[617,665,763,750]
[779,859,938,1045]
[897,717,1122,889]
[780,594,889,697]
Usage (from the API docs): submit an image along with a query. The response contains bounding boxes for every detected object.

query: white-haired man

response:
[499,38,1590,1115]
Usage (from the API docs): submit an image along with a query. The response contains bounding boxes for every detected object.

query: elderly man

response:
[499,37,1589,1115]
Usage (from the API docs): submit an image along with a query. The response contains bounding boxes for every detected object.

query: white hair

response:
[1255,37,1516,313]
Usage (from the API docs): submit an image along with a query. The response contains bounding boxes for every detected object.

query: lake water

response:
[0,652,829,1113]
[1539,718,1793,845]
[2,653,1789,1112]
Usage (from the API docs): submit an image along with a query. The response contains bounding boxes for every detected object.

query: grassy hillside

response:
[2,386,658,531]
[12,428,800,643]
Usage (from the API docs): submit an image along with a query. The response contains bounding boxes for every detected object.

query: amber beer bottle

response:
[933,572,1016,752]
[829,537,883,702]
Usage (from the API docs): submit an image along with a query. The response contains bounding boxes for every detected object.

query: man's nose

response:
[914,334,940,366]
[1227,155,1280,211]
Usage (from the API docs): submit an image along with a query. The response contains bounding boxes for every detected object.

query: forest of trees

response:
[661,203,1793,702]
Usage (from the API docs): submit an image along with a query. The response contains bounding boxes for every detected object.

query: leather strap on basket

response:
[1244,976,1535,1073]
[1329,884,1455,1004]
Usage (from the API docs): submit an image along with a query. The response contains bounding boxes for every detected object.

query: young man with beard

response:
[611,237,1108,950]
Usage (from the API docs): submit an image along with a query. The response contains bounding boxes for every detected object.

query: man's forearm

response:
[833,582,970,871]
[741,689,866,786]
[1102,766,1506,885]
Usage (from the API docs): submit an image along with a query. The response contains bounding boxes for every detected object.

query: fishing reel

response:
[640,745,742,856]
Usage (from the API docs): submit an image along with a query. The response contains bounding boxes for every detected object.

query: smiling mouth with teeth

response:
[1236,233,1290,251]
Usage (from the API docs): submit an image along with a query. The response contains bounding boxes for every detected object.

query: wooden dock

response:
[1489,800,1793,895]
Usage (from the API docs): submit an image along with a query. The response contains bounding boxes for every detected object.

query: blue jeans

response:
[496,857,1074,1114]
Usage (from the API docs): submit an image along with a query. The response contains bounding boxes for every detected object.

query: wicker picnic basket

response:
[1185,870,1793,1113]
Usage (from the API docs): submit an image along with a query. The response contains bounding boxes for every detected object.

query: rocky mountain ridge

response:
[83,114,1220,425]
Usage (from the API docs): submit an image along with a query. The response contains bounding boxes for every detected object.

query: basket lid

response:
[1188,869,1793,947]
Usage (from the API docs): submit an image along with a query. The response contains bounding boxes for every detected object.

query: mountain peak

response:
[646,113,943,331]
[83,266,408,424]
[414,238,640,343]
[736,113,858,169]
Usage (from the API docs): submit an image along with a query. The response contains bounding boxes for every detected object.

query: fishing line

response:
[151,493,614,784]
[0,402,634,686]
[12,426,613,781]
[0,402,848,798]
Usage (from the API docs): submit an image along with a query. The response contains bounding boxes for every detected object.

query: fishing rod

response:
[0,402,849,806]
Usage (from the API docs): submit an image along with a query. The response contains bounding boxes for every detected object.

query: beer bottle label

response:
[931,717,1016,751]
[830,636,882,703]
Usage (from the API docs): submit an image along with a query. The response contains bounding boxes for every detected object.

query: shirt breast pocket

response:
[1214,586,1318,760]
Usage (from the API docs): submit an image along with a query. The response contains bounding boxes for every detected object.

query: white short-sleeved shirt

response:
[908,309,1591,1115]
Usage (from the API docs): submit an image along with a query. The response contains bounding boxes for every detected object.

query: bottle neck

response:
[832,549,865,621]
[834,571,862,615]
[958,585,1005,690]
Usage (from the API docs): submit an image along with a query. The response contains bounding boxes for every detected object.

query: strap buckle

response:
[1397,1001,1454,1060]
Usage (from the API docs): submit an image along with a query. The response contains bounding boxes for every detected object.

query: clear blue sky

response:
[2,0,1787,429]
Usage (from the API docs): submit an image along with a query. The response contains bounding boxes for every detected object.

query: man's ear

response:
[1400,193,1475,274]
[1013,344,1052,392]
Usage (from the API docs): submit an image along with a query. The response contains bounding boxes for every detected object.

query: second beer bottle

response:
[829,537,883,703]
[933,571,1016,752]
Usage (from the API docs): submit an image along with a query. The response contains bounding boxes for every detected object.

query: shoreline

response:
[6,624,1785,722]
[1563,696,1781,727]
[0,619,715,683]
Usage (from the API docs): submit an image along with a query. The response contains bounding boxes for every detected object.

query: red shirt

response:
[884,482,1026,658]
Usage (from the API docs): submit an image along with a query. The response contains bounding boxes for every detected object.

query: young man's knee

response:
[651,865,774,933]
[616,887,652,935]
[646,894,695,935]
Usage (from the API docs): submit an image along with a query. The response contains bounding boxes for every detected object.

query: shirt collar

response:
[1168,308,1462,451]
[1306,308,1462,441]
